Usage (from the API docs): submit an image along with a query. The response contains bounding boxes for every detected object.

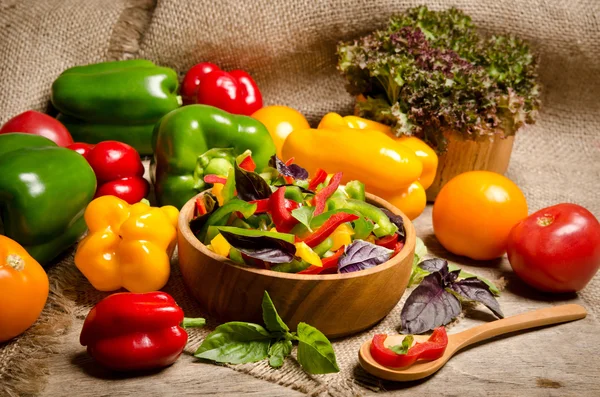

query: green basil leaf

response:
[291,206,314,232]
[389,335,414,355]
[268,339,293,369]
[194,322,272,364]
[296,322,339,374]
[262,291,289,333]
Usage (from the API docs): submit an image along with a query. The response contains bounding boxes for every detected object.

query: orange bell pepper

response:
[0,235,49,342]
[74,196,179,293]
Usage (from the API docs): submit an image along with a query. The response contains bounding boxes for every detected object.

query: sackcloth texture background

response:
[0,0,598,396]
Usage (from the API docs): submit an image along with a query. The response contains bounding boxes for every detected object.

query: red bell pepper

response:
[251,197,300,214]
[298,247,344,275]
[80,292,205,371]
[80,141,149,204]
[370,327,448,368]
[204,174,228,185]
[300,212,359,247]
[375,233,399,250]
[392,241,405,257]
[239,155,256,172]
[308,168,328,191]
[313,172,343,216]
[269,187,298,232]
[0,110,74,147]
[195,197,208,216]
[181,62,262,115]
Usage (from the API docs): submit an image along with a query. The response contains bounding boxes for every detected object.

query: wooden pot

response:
[177,192,415,338]
[425,133,515,201]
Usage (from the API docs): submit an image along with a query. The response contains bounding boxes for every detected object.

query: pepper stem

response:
[181,317,206,328]
[6,254,25,271]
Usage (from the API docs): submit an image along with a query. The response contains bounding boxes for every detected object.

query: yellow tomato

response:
[251,105,310,158]
[432,171,528,260]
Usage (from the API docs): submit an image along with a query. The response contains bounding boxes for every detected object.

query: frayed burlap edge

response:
[0,2,156,396]
[0,253,79,397]
[107,0,157,60]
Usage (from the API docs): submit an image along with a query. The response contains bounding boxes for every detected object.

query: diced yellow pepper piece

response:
[210,233,231,257]
[330,223,354,251]
[212,183,225,206]
[295,242,322,267]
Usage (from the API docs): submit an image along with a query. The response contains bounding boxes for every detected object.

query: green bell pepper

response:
[152,104,277,209]
[51,59,181,155]
[0,133,97,264]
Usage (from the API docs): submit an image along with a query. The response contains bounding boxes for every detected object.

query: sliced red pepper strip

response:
[313,172,343,216]
[369,327,448,368]
[195,197,207,216]
[204,174,228,185]
[249,198,270,213]
[308,168,328,191]
[269,187,298,233]
[375,233,399,250]
[284,157,295,166]
[298,248,344,275]
[299,212,359,247]
[392,241,405,257]
[250,197,300,214]
[239,155,256,172]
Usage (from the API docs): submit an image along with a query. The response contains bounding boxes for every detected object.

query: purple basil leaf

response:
[219,231,296,264]
[338,240,393,274]
[234,162,272,201]
[401,272,462,334]
[380,208,406,241]
[446,269,461,284]
[269,155,309,180]
[450,278,504,319]
[418,258,448,273]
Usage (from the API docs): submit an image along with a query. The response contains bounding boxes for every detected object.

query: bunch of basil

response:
[194,291,339,374]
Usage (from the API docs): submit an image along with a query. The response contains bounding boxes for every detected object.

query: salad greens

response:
[191,153,407,275]
[195,291,339,374]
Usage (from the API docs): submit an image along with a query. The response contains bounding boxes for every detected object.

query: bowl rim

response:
[178,190,416,281]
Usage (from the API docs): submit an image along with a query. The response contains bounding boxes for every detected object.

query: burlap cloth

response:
[1,0,599,396]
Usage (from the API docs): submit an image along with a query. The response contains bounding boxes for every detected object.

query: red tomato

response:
[507,203,600,293]
[86,141,144,182]
[0,110,73,147]
[67,142,95,159]
[95,177,150,204]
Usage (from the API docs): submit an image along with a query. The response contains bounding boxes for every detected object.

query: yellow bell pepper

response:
[330,223,354,251]
[209,233,231,257]
[74,196,179,293]
[282,127,422,192]
[295,242,322,267]
[318,112,438,190]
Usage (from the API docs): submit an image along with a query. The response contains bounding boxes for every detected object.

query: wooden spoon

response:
[359,304,587,381]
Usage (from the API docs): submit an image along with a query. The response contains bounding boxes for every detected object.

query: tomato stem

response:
[6,254,25,271]
[536,214,554,227]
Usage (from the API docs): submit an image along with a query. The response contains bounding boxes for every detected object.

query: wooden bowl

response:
[177,192,415,338]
